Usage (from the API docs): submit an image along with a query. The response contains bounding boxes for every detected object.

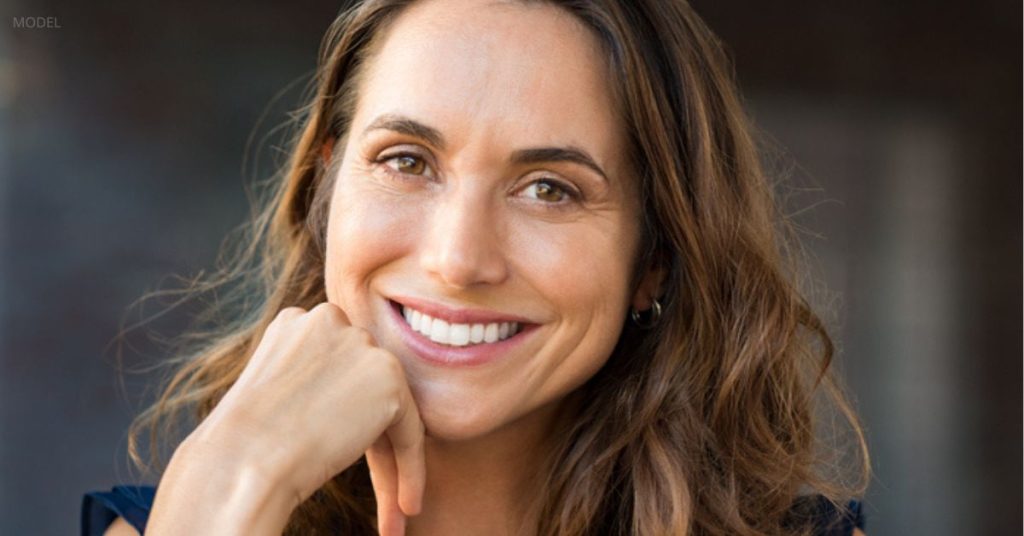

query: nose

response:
[418,183,509,289]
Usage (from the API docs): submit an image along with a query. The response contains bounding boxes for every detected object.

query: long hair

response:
[123,1,869,534]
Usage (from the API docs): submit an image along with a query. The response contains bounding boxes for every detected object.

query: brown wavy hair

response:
[121,0,869,534]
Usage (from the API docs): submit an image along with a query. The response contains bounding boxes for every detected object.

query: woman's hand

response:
[145,302,425,536]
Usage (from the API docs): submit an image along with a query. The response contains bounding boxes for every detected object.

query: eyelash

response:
[373,151,584,207]
[375,151,434,181]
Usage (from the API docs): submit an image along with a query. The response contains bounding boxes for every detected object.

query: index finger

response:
[388,382,426,516]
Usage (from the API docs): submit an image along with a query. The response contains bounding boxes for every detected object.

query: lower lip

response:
[388,300,537,367]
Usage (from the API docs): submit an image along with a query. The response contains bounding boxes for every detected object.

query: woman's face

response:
[325,0,654,441]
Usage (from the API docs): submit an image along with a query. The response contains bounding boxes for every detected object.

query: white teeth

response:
[411,309,422,332]
[449,323,471,346]
[429,318,450,344]
[401,305,521,347]
[483,323,499,343]
[470,324,485,343]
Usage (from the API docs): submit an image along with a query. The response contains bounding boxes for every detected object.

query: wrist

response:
[146,429,302,535]
[188,405,309,494]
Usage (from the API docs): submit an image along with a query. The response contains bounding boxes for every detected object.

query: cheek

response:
[509,217,637,372]
[509,216,635,317]
[323,174,420,314]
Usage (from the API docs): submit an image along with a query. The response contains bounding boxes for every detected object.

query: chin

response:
[410,385,509,442]
[421,415,493,442]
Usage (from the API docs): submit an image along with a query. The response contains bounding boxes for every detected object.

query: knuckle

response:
[382,395,402,424]
[349,326,377,347]
[259,307,303,345]
[363,350,403,388]
[272,306,303,322]
[311,302,350,326]
[310,301,334,313]
[280,306,306,317]
[376,350,405,379]
[310,301,338,315]
[269,306,305,329]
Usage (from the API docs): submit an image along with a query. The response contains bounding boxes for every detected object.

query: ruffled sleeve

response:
[81,485,156,535]
[784,494,865,535]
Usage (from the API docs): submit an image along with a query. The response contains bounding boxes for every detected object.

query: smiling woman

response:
[82,0,868,535]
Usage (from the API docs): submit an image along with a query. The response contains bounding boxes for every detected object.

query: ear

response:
[321,136,336,165]
[631,263,666,311]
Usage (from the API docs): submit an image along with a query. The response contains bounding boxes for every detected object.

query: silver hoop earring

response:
[630,298,662,329]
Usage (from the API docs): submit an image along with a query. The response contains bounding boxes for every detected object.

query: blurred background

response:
[0,0,1019,534]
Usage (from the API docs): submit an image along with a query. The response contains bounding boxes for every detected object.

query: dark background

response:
[1,1,1019,534]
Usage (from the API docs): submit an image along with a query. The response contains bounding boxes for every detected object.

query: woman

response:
[83,0,869,534]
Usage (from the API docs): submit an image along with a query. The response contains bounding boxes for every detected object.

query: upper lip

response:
[389,295,535,325]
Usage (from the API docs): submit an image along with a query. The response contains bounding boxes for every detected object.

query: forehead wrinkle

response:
[356,0,627,184]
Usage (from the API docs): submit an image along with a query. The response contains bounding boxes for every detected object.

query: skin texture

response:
[326,0,646,446]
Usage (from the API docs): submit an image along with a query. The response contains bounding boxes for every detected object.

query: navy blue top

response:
[81,485,864,535]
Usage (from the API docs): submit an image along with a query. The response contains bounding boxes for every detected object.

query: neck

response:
[407,395,581,536]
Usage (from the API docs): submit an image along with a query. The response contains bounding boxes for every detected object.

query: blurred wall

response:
[1,1,1019,534]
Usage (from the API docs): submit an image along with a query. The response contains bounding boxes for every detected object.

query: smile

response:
[400,304,521,347]
[386,297,537,367]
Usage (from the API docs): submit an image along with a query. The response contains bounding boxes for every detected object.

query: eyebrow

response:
[363,114,446,150]
[510,147,610,184]
[362,113,611,184]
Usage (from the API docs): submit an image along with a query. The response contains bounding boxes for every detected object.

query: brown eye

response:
[523,179,576,203]
[387,154,427,175]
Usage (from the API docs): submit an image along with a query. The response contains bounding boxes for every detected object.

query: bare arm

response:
[102,517,138,536]
[143,427,300,535]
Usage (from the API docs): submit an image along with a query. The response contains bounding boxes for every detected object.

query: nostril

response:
[417,220,510,288]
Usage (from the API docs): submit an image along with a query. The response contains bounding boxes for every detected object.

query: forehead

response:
[352,0,626,173]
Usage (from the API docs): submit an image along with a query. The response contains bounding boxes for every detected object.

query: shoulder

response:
[102,517,139,536]
[80,485,156,536]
